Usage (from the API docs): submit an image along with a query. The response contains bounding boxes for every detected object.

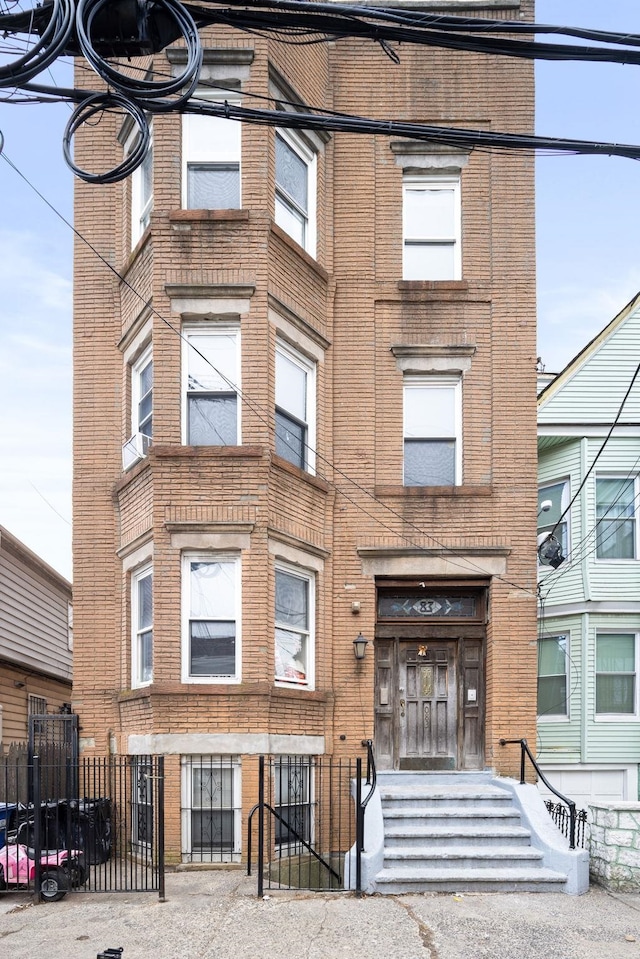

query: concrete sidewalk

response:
[1,870,640,959]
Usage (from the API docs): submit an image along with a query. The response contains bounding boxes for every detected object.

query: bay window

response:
[184,327,240,446]
[182,555,240,682]
[275,565,314,688]
[596,476,637,560]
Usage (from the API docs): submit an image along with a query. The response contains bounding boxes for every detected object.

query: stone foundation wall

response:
[589,802,640,891]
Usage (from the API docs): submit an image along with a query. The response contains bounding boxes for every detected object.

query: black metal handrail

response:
[355,739,376,895]
[247,756,342,897]
[499,737,577,849]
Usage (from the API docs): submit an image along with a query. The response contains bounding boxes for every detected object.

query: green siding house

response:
[537,292,640,807]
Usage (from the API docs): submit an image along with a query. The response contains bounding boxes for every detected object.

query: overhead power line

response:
[3,1,640,182]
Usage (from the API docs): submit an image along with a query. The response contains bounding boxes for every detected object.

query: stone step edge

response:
[383,846,544,862]
[374,866,567,882]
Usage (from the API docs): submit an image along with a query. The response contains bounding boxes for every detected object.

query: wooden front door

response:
[374,636,485,771]
[399,641,457,770]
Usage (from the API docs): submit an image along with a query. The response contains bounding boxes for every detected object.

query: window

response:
[181,756,241,862]
[275,566,314,688]
[126,128,153,247]
[596,633,637,716]
[132,565,153,687]
[184,327,240,445]
[123,346,153,469]
[596,477,637,560]
[403,376,461,486]
[275,341,316,472]
[182,95,241,209]
[28,695,47,716]
[537,481,569,560]
[132,757,153,848]
[537,635,568,718]
[403,175,461,280]
[274,757,312,849]
[275,129,316,256]
[183,555,240,682]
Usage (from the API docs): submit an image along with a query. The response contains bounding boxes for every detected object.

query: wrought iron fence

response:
[248,753,361,894]
[0,754,164,899]
[545,800,589,849]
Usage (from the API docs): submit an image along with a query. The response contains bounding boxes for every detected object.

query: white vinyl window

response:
[182,555,240,683]
[596,633,638,718]
[181,756,241,862]
[275,129,317,256]
[537,480,569,564]
[275,565,314,688]
[126,127,153,248]
[123,346,153,469]
[596,476,637,560]
[403,175,461,280]
[403,376,462,486]
[132,565,153,687]
[182,94,241,209]
[183,327,240,445]
[275,341,316,472]
[537,634,568,719]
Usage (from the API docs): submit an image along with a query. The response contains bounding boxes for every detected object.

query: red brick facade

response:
[73,2,537,863]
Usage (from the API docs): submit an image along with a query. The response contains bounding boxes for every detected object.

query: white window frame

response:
[123,345,153,469]
[182,325,241,446]
[595,631,639,721]
[131,564,153,688]
[182,553,241,684]
[275,339,316,473]
[274,562,315,690]
[402,174,461,281]
[182,91,242,210]
[181,756,241,863]
[595,475,638,562]
[403,375,462,486]
[126,126,153,248]
[537,633,569,721]
[537,479,570,567]
[275,127,317,257]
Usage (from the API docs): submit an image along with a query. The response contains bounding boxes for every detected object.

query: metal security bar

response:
[248,754,360,894]
[0,754,165,899]
[180,755,241,864]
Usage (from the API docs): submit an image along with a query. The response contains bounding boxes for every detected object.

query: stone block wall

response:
[589,802,640,891]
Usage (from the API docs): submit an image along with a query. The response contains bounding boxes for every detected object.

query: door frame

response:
[374,630,485,770]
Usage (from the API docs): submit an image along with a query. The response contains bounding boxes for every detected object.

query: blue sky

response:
[1,1,640,579]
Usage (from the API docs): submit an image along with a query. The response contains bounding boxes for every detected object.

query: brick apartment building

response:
[72,0,538,865]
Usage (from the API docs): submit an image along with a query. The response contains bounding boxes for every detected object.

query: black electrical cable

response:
[62,91,150,183]
[182,1,640,65]
[0,0,74,87]
[75,0,203,111]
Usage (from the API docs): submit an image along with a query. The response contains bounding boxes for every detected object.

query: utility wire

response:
[1,146,538,598]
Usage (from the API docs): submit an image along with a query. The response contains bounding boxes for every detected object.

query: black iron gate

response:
[0,753,165,900]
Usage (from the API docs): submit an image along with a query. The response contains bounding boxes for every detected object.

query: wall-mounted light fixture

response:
[353,632,368,661]
[13,680,25,689]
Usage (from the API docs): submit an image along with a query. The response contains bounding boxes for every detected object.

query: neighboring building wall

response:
[0,526,72,750]
[73,2,537,863]
[537,297,640,805]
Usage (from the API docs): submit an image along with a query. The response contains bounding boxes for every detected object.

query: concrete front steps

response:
[372,771,569,894]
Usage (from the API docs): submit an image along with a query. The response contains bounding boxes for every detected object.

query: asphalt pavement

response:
[1,868,640,959]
